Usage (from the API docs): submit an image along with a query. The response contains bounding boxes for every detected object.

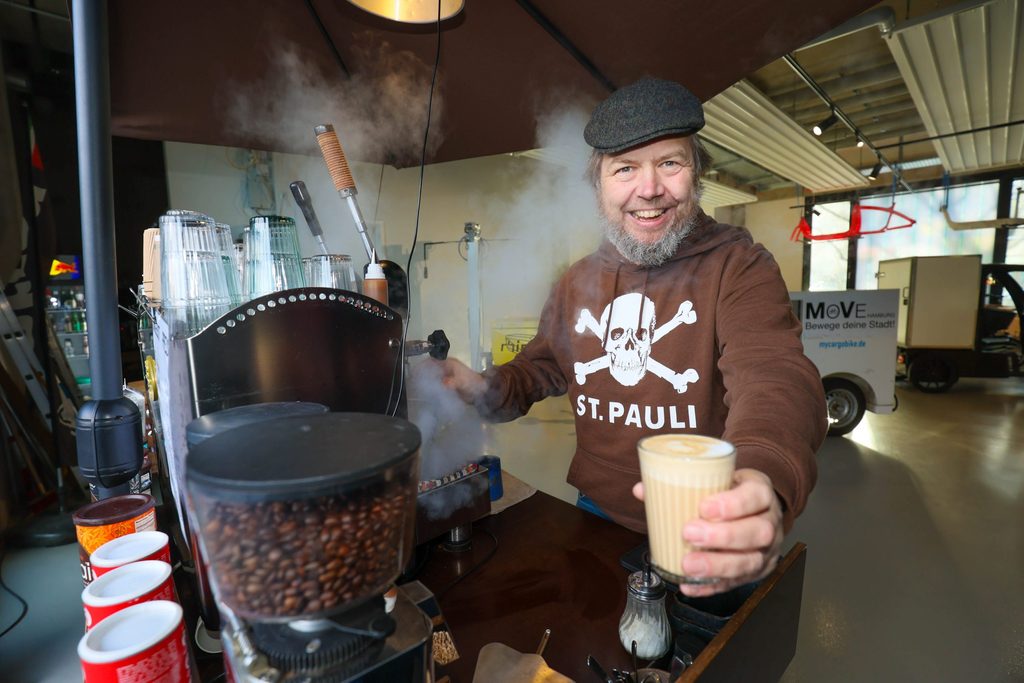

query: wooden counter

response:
[418,490,807,683]
[418,490,649,681]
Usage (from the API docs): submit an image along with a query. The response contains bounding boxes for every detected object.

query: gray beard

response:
[602,207,701,268]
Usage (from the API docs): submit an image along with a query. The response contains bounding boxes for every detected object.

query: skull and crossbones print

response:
[573,292,700,393]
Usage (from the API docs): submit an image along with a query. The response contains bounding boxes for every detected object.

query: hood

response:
[596,211,754,272]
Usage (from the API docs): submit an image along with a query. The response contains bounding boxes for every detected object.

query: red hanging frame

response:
[790,202,916,242]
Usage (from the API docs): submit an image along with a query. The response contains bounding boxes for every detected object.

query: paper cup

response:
[79,600,192,682]
[82,561,175,630]
[91,531,171,578]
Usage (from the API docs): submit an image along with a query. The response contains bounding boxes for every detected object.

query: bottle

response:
[80,312,87,333]
[73,312,83,332]
[63,339,74,356]
[363,249,389,306]
[619,562,672,660]
[82,335,89,356]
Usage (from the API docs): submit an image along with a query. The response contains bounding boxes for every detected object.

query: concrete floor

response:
[1,378,1022,681]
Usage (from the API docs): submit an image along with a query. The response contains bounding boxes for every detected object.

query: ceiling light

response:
[867,161,883,180]
[856,139,865,148]
[347,0,464,23]
[812,112,838,136]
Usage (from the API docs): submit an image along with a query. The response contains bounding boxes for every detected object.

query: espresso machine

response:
[186,412,433,682]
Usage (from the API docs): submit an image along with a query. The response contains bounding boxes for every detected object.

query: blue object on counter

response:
[479,455,503,501]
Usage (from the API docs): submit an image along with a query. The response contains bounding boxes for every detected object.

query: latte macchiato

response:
[637,434,736,584]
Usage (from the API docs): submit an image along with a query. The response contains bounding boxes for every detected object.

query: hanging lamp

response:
[347,0,464,23]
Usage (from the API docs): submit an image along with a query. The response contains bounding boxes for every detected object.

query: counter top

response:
[418,490,647,682]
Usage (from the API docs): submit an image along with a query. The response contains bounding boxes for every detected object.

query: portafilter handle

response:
[405,329,450,360]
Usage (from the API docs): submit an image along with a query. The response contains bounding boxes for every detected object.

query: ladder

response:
[0,284,52,429]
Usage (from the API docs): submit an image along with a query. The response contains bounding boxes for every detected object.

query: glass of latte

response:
[637,434,736,585]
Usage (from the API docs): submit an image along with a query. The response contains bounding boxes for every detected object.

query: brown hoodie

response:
[480,212,826,533]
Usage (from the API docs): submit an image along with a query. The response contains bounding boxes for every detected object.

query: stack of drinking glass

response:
[159,210,362,339]
[159,210,235,339]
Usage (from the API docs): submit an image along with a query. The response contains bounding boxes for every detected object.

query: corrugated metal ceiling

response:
[702,80,869,193]
[887,0,1024,174]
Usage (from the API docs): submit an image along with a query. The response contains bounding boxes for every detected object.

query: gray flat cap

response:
[584,78,705,154]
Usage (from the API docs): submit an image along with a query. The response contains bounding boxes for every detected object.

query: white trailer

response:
[875,256,1024,392]
[789,289,900,436]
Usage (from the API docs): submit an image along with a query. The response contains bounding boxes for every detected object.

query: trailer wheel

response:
[909,353,958,393]
[823,378,865,437]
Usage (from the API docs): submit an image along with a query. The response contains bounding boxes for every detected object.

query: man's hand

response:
[632,468,783,597]
[433,358,488,404]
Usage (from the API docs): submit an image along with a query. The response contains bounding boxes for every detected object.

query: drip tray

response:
[415,466,490,544]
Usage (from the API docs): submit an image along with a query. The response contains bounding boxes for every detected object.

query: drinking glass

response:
[233,241,246,299]
[302,257,314,288]
[159,210,232,338]
[245,216,305,299]
[215,223,243,307]
[637,434,735,585]
[308,254,358,291]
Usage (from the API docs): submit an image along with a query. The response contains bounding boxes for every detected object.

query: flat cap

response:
[584,78,705,154]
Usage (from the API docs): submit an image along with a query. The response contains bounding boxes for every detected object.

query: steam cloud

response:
[223,39,443,165]
[472,100,603,325]
[406,359,485,520]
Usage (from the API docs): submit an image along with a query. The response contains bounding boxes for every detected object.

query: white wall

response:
[163,142,600,502]
[734,197,806,291]
[165,141,602,357]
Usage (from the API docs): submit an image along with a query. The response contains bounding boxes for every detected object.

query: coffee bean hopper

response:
[185,412,433,682]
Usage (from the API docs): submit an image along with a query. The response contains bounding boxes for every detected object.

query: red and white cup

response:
[79,600,192,682]
[90,531,171,578]
[82,560,176,630]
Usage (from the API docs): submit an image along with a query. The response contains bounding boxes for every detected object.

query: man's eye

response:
[613,166,633,175]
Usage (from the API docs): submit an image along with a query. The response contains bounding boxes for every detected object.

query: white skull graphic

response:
[600,292,656,386]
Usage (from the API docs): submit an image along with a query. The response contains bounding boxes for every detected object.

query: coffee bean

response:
[199,478,413,619]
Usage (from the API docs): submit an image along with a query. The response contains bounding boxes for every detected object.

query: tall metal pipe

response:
[72,0,120,400]
[72,0,142,497]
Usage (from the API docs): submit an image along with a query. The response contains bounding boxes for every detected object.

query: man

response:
[441,78,826,597]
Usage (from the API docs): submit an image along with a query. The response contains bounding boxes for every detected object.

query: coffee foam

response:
[639,434,734,457]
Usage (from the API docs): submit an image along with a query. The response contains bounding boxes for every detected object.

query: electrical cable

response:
[386,0,443,417]
[373,163,385,223]
[437,528,499,600]
[0,553,29,639]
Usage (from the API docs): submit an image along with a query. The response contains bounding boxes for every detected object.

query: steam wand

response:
[288,180,330,255]
[313,124,376,261]
[312,123,410,319]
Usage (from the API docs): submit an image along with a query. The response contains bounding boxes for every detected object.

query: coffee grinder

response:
[186,412,433,682]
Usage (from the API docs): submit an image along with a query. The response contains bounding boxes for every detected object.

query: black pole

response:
[71,0,141,499]
[71,0,119,398]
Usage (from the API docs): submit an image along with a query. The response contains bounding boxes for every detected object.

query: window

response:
[808,201,850,291]
[1006,178,1024,266]
[855,182,999,290]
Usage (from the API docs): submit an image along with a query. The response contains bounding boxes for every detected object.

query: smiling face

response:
[597,136,703,266]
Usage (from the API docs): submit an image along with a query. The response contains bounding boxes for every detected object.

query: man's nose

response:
[635,166,664,199]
